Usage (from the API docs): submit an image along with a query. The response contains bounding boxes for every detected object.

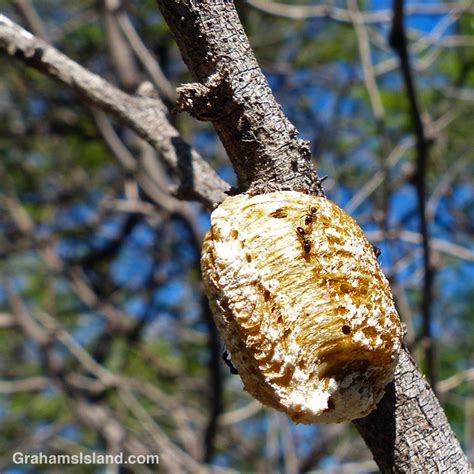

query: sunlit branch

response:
[347,0,384,120]
[246,0,472,24]
[0,14,230,208]
[365,229,474,263]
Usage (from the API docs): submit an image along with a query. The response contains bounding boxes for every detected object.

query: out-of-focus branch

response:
[438,368,474,395]
[0,14,229,208]
[13,0,48,40]
[245,0,471,23]
[346,137,414,213]
[5,287,221,473]
[426,156,468,222]
[0,312,17,329]
[91,108,184,212]
[13,4,184,214]
[100,0,176,104]
[365,228,474,262]
[347,0,384,120]
[101,0,140,91]
[298,424,346,472]
[389,0,436,389]
[0,376,49,393]
[218,400,262,426]
[375,0,471,76]
[346,109,457,214]
[115,10,176,105]
[280,415,298,474]
[3,280,49,346]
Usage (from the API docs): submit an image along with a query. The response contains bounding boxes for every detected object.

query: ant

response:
[222,349,238,375]
[304,206,317,226]
[296,226,311,253]
[372,244,381,259]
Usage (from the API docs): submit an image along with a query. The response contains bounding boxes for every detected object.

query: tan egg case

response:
[201,191,402,424]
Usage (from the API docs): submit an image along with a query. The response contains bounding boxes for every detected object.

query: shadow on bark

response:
[354,381,396,472]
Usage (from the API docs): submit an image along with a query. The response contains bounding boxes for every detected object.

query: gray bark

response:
[355,349,470,473]
[0,3,470,472]
[155,1,471,472]
[157,0,324,196]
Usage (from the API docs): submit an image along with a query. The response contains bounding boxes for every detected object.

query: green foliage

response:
[0,1,472,471]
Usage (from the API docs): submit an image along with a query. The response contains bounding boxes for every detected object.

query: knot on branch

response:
[175,70,237,121]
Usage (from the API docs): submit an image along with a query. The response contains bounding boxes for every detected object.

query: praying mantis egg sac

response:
[201,191,402,424]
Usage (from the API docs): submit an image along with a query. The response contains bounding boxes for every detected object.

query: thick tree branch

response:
[354,349,469,472]
[0,14,230,209]
[155,2,471,472]
[156,0,324,196]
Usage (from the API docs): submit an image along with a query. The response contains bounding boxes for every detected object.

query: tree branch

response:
[354,349,469,472]
[155,1,471,471]
[0,13,229,209]
[389,0,436,389]
[115,8,177,105]
[246,0,471,23]
[156,0,324,196]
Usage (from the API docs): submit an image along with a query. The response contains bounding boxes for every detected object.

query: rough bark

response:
[156,0,324,196]
[355,349,469,472]
[1,3,470,471]
[155,1,471,472]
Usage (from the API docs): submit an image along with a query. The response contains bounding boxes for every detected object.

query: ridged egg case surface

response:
[201,191,402,423]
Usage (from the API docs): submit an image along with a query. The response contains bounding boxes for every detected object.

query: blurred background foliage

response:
[0,0,473,472]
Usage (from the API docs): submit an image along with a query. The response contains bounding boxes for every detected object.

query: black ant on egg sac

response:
[295,205,318,255]
[296,226,312,254]
[304,206,318,226]
[372,244,381,259]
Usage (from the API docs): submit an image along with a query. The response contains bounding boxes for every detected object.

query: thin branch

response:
[346,109,457,214]
[115,10,176,105]
[438,368,474,395]
[0,14,229,208]
[389,0,436,389]
[280,415,298,474]
[347,0,384,120]
[101,0,140,91]
[245,0,472,23]
[0,312,17,328]
[13,0,48,40]
[219,400,262,426]
[91,108,184,212]
[365,229,474,262]
[426,156,468,222]
[34,311,118,385]
[3,280,50,345]
[118,388,229,473]
[309,460,378,473]
[0,376,49,393]
[346,137,414,213]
